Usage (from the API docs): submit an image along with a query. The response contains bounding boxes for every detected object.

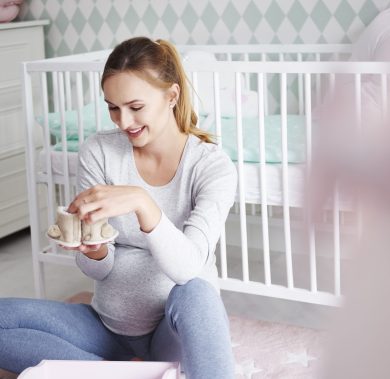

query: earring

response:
[169,103,175,108]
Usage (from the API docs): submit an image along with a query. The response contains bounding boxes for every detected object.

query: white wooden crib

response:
[21,43,390,306]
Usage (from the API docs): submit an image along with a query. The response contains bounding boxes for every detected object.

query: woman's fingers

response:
[68,197,88,214]
[59,244,80,250]
[68,185,136,222]
[59,243,102,253]
[67,201,77,214]
[68,187,99,213]
[79,244,102,253]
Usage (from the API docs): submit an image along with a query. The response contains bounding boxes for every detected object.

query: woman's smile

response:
[126,126,146,139]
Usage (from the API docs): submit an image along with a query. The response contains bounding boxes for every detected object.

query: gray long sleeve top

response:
[75,129,237,336]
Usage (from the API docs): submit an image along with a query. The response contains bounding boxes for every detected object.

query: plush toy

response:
[0,0,23,23]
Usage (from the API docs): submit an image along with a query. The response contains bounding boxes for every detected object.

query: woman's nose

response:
[117,110,135,130]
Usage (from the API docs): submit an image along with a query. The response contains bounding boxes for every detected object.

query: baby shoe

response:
[47,206,81,247]
[81,219,118,245]
[47,206,118,247]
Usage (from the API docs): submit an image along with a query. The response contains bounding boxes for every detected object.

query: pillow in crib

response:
[201,114,307,163]
[36,96,114,141]
[53,139,80,152]
[200,87,259,118]
[182,50,252,117]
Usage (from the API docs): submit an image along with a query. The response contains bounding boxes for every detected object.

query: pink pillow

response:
[0,0,23,23]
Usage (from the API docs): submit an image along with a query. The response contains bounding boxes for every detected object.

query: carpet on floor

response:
[65,292,325,379]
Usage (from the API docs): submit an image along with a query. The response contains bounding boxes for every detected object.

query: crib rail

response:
[22,46,390,306]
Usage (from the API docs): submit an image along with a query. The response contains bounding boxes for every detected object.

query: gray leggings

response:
[0,278,234,379]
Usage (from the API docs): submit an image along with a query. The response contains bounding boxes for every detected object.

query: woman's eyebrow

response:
[104,99,143,105]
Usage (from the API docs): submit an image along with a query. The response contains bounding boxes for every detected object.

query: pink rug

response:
[66,292,325,378]
[229,316,325,379]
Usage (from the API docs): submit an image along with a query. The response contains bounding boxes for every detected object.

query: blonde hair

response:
[101,36,214,143]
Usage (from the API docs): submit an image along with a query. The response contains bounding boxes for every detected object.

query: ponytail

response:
[156,39,214,143]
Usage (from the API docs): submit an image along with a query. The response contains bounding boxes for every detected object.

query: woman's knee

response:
[0,298,57,329]
[0,298,27,329]
[165,278,222,317]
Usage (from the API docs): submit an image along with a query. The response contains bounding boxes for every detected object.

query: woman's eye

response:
[131,106,143,111]
[108,106,118,111]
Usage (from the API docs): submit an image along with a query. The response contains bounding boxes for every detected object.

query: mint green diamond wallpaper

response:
[18,0,390,58]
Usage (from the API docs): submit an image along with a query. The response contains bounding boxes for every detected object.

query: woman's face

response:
[103,71,178,148]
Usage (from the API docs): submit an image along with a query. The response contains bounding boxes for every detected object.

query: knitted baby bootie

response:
[47,206,118,246]
[81,219,118,245]
[47,206,81,247]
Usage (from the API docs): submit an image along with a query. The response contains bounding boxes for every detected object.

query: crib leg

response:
[34,261,47,299]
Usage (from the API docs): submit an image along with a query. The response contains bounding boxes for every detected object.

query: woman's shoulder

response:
[189,134,237,176]
[80,128,127,153]
[190,134,231,160]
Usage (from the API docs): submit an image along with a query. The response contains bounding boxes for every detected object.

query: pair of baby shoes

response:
[47,206,118,247]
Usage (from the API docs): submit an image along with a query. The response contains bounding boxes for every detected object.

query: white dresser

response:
[0,20,49,239]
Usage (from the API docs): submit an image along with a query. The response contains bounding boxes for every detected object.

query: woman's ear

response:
[168,83,180,104]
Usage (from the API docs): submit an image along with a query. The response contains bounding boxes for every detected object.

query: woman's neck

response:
[133,128,189,186]
[134,125,188,163]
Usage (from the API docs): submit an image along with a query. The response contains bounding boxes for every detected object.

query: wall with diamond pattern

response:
[18,0,390,58]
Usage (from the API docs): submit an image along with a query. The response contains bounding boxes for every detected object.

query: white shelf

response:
[0,19,49,31]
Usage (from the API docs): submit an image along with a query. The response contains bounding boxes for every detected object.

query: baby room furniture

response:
[0,19,48,238]
[21,44,390,305]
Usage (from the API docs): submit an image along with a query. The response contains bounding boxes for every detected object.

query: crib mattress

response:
[39,149,306,207]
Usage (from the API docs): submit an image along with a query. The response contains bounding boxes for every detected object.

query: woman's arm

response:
[72,135,115,280]
[143,151,237,284]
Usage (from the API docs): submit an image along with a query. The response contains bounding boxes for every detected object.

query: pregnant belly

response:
[92,248,175,334]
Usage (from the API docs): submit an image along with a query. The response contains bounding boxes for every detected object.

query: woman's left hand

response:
[67,185,161,232]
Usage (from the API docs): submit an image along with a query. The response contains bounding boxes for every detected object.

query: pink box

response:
[18,360,181,379]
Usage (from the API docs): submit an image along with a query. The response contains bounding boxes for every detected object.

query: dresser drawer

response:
[0,21,48,238]
[0,26,45,86]
[0,150,28,210]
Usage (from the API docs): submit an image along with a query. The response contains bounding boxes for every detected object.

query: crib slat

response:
[191,71,199,124]
[257,72,271,286]
[261,53,269,115]
[298,53,304,115]
[213,71,228,279]
[22,65,46,298]
[305,73,317,293]
[65,71,72,111]
[88,72,94,103]
[58,72,71,206]
[94,71,101,131]
[244,53,250,88]
[213,72,222,140]
[281,72,294,289]
[329,73,335,96]
[40,73,55,227]
[235,72,249,282]
[330,56,341,291]
[315,53,321,106]
[381,73,388,122]
[52,72,59,112]
[333,183,341,296]
[354,74,363,241]
[354,74,362,130]
[76,72,85,145]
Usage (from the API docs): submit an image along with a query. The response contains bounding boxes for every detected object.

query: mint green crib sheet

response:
[36,97,114,152]
[37,100,309,163]
[202,114,309,164]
